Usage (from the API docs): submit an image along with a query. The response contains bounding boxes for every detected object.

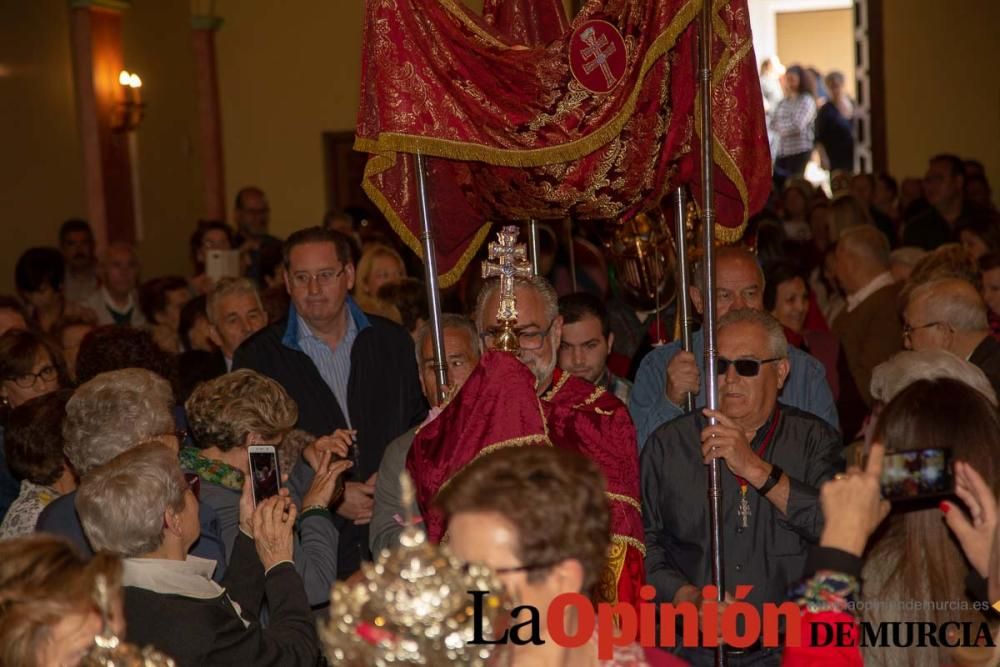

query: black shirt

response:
[642,403,842,611]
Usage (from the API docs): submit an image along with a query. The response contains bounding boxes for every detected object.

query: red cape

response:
[406,351,645,606]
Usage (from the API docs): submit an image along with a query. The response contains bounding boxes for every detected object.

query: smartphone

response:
[206,249,240,282]
[880,447,954,502]
[248,445,281,506]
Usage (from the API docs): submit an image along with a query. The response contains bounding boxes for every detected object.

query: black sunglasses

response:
[717,357,781,377]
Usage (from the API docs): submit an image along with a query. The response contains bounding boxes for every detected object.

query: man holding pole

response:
[642,309,841,665]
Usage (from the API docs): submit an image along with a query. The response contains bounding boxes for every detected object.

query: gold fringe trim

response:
[575,385,607,408]
[359,148,493,288]
[541,369,572,402]
[353,0,700,169]
[606,492,642,513]
[612,534,647,557]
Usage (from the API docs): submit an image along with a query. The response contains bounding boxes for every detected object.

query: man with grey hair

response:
[403,273,647,606]
[643,309,841,665]
[35,369,228,578]
[207,277,268,370]
[370,314,481,554]
[833,224,904,405]
[902,277,1000,397]
[81,242,146,326]
[631,246,838,450]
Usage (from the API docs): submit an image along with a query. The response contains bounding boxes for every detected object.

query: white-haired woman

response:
[78,442,321,667]
[183,369,352,608]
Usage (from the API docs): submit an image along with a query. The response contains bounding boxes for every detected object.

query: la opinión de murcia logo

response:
[467,586,996,659]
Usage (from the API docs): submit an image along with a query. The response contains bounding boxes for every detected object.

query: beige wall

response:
[0,0,203,293]
[0,0,86,294]
[214,1,366,238]
[122,0,204,282]
[775,8,855,96]
[882,0,1000,185]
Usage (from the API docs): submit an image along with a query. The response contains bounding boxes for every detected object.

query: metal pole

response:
[565,218,578,291]
[699,2,726,665]
[414,153,450,404]
[673,188,694,413]
[528,219,541,276]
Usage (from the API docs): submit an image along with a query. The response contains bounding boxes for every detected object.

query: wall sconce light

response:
[113,69,145,132]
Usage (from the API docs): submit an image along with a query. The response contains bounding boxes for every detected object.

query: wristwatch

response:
[756,464,783,496]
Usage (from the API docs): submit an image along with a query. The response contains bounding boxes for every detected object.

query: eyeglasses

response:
[902,320,948,339]
[183,472,201,501]
[479,320,555,351]
[5,365,57,389]
[717,357,781,377]
[289,267,346,289]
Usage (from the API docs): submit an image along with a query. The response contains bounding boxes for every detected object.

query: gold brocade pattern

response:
[606,491,642,513]
[600,537,629,605]
[358,0,768,285]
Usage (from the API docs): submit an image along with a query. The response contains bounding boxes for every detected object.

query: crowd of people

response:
[0,152,998,666]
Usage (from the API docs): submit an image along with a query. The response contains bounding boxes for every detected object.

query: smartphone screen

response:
[880,447,953,502]
[206,249,240,282]
[248,447,280,505]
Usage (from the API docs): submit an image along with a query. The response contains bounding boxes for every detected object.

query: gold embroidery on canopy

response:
[606,492,642,513]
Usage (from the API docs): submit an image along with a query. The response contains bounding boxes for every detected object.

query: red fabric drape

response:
[407,352,646,606]
[355,0,770,285]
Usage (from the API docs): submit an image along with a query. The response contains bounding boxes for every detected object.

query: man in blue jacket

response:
[234,227,426,578]
[630,246,838,449]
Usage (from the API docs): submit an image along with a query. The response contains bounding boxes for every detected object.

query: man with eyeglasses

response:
[630,246,838,450]
[903,277,1000,398]
[404,274,646,608]
[831,224,903,406]
[233,226,426,579]
[642,309,841,666]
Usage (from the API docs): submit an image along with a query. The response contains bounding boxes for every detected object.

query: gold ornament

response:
[319,475,510,666]
[81,574,175,667]
[481,225,533,352]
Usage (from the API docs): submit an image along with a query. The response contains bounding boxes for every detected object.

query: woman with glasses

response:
[0,329,66,525]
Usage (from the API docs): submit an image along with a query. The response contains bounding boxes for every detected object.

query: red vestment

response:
[406,351,645,606]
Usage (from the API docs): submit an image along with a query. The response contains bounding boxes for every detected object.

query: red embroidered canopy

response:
[355,0,770,286]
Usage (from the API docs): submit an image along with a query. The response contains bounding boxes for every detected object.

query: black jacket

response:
[970,334,1000,400]
[123,533,318,667]
[233,304,427,575]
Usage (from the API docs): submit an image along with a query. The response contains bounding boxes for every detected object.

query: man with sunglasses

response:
[902,277,1000,398]
[233,227,426,579]
[642,309,842,666]
[630,246,838,450]
[405,274,646,608]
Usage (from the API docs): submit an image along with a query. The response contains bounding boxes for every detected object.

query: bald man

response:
[832,225,903,405]
[903,277,1000,397]
[630,247,838,448]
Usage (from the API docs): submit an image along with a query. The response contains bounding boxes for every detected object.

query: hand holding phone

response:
[880,447,954,502]
[248,445,281,506]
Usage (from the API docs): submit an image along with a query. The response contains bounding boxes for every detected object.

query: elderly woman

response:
[0,329,66,525]
[78,442,319,666]
[0,535,125,667]
[184,369,352,608]
[35,368,227,576]
[0,390,75,539]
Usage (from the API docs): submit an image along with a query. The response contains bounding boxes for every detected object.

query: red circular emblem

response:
[568,20,627,94]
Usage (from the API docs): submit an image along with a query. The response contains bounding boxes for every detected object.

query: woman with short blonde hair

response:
[353,243,405,314]
[182,369,351,609]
